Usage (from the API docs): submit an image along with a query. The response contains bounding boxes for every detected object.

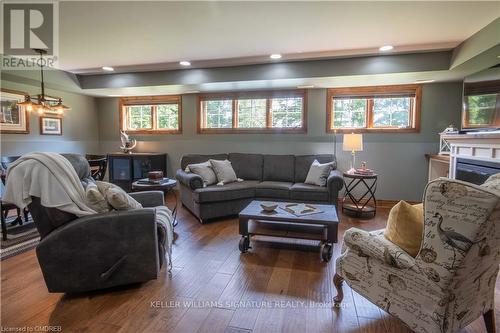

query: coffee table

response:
[238,200,339,262]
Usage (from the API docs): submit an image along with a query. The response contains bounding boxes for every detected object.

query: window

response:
[271,97,304,128]
[463,80,500,128]
[205,99,233,128]
[237,99,266,128]
[198,90,306,133]
[120,95,182,134]
[326,85,421,133]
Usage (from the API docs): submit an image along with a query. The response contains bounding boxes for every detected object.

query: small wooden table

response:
[131,178,178,227]
[238,200,339,262]
[342,172,378,217]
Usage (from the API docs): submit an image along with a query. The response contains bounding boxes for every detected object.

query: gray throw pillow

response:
[96,181,143,210]
[305,160,333,186]
[209,159,238,185]
[85,180,111,213]
[186,161,217,186]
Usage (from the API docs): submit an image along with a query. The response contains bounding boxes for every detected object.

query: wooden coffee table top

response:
[239,200,338,225]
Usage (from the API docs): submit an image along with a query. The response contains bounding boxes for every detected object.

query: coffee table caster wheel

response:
[320,243,333,262]
[239,236,250,253]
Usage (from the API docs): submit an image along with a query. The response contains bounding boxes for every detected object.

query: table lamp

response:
[343,133,363,173]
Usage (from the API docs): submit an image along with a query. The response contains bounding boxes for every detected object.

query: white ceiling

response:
[58,1,500,73]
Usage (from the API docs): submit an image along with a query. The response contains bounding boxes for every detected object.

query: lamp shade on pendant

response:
[343,133,363,152]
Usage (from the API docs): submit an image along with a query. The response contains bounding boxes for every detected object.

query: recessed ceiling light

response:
[270,54,282,59]
[179,61,191,66]
[297,85,315,89]
[379,45,394,52]
[415,79,435,84]
[102,66,114,71]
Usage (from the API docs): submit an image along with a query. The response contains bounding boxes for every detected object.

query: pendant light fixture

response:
[17,49,70,116]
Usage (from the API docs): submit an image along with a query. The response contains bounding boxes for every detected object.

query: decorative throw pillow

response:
[304,160,333,186]
[186,161,217,186]
[85,181,111,213]
[96,181,142,210]
[383,201,424,257]
[209,159,238,185]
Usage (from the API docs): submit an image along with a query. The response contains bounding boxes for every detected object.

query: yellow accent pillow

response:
[383,201,424,257]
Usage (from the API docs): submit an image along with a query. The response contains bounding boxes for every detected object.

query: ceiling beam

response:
[78,51,452,90]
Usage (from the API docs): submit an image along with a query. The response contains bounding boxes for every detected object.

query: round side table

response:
[131,178,178,227]
[342,172,378,217]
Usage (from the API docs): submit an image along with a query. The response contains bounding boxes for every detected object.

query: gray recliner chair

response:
[27,154,168,293]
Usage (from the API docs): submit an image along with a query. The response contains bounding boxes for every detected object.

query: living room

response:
[1,1,499,333]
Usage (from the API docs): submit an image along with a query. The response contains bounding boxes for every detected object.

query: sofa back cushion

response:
[295,154,336,183]
[181,154,228,170]
[263,154,295,182]
[228,153,263,180]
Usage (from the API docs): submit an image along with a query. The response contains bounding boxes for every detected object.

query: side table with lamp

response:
[342,133,378,217]
[343,133,363,173]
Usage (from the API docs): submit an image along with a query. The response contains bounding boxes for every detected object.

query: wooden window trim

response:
[197,89,307,134]
[326,84,421,133]
[462,89,500,128]
[119,95,182,134]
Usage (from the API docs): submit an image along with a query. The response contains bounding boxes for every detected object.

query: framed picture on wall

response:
[40,116,62,135]
[0,88,30,134]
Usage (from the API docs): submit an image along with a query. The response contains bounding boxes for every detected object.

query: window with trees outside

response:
[326,85,421,133]
[120,95,182,134]
[462,80,500,128]
[198,90,306,133]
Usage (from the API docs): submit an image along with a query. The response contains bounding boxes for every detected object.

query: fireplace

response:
[444,132,500,184]
[455,158,500,185]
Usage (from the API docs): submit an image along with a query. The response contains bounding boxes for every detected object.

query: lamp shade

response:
[343,133,363,151]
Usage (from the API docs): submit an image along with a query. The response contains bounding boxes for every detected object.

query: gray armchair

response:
[28,154,168,293]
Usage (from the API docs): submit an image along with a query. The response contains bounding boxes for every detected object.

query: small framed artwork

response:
[40,116,62,135]
[0,88,30,134]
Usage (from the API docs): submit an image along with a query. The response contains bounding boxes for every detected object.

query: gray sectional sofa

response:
[176,153,343,223]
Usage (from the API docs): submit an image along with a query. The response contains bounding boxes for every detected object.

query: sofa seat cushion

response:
[291,183,329,202]
[193,180,259,203]
[255,181,293,199]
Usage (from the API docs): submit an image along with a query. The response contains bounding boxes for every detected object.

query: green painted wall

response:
[97,82,463,201]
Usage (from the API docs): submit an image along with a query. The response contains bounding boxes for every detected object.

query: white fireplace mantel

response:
[442,133,500,179]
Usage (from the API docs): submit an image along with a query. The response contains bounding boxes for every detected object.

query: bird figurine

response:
[120,130,137,153]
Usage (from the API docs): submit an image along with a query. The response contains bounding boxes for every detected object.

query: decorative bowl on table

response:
[148,171,164,182]
[260,202,278,212]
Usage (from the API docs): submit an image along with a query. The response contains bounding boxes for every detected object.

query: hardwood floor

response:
[1,194,497,332]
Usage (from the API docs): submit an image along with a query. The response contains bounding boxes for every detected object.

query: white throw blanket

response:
[3,152,96,216]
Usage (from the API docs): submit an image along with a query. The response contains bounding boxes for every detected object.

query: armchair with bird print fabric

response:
[334,175,500,333]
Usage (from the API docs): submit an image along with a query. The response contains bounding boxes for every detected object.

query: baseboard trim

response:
[338,198,421,209]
